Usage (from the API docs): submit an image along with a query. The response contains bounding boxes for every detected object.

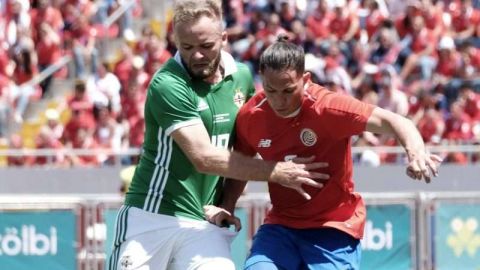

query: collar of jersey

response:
[173,50,238,79]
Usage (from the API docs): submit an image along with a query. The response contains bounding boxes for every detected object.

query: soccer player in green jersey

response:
[108,1,328,269]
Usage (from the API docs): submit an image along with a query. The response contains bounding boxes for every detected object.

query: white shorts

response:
[108,205,237,270]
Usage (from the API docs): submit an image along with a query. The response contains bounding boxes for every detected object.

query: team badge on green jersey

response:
[233,88,246,108]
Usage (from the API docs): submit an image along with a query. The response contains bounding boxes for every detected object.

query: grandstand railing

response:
[0,144,479,166]
[103,0,137,28]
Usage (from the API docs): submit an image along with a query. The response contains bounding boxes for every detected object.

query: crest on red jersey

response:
[300,128,317,146]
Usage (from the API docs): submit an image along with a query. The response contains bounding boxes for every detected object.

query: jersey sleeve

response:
[316,92,375,139]
[234,107,257,157]
[147,74,201,135]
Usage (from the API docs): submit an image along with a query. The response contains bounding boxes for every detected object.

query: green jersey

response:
[125,51,255,220]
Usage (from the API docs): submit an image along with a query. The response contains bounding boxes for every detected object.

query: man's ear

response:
[221,31,228,47]
[303,72,311,84]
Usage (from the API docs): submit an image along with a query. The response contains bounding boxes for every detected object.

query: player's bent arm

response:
[171,124,328,199]
[220,178,247,214]
[171,123,276,181]
[203,178,246,230]
[365,107,442,182]
[365,107,425,156]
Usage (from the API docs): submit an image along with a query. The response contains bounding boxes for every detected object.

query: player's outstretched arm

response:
[171,124,329,199]
[365,107,443,183]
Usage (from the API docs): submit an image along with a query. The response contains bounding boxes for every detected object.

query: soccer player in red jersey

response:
[206,35,443,270]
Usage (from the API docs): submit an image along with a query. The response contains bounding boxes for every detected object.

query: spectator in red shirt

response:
[305,0,333,53]
[434,36,462,84]
[62,107,95,146]
[65,126,100,167]
[448,0,480,43]
[144,36,171,76]
[34,128,65,166]
[443,101,474,141]
[459,84,480,121]
[411,91,446,144]
[66,79,94,116]
[421,0,446,39]
[35,22,61,97]
[363,0,386,40]
[10,41,40,122]
[329,0,360,42]
[30,0,64,42]
[399,15,438,81]
[114,44,134,90]
[394,1,422,39]
[120,80,144,129]
[245,13,287,69]
[7,133,33,166]
[68,14,98,77]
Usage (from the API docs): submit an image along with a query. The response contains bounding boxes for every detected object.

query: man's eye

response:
[202,44,214,49]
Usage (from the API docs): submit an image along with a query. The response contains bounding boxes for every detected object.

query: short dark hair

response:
[259,34,305,75]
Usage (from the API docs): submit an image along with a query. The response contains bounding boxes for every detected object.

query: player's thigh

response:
[244,224,302,270]
[112,228,175,270]
[169,225,237,270]
[297,228,361,270]
[109,206,178,270]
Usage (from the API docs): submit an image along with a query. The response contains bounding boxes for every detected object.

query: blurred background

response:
[0,0,479,269]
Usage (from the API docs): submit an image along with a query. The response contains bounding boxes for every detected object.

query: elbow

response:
[190,154,217,175]
[189,156,209,174]
[193,159,211,174]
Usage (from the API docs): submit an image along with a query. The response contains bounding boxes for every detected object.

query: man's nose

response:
[192,50,205,59]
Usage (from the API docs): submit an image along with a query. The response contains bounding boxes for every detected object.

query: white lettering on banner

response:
[0,226,57,256]
[212,134,230,149]
[361,221,393,250]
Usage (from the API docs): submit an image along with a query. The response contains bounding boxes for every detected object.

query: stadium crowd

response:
[0,0,479,167]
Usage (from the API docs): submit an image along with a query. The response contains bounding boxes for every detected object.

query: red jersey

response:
[235,83,375,239]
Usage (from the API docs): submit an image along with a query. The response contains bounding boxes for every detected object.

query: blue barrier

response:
[0,210,76,270]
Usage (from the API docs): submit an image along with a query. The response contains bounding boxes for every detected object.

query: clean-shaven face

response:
[174,16,225,80]
[262,69,308,117]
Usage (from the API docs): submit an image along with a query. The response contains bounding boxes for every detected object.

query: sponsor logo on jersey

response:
[233,88,245,108]
[213,113,230,123]
[258,139,272,148]
[197,98,209,111]
[300,128,317,146]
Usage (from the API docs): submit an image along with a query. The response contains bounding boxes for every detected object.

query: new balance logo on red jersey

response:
[258,139,272,148]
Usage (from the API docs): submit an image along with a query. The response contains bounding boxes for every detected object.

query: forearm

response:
[219,178,248,214]
[389,116,426,159]
[367,108,426,159]
[197,147,276,182]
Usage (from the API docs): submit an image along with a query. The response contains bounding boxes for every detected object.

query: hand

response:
[406,153,443,183]
[269,156,329,200]
[203,205,241,232]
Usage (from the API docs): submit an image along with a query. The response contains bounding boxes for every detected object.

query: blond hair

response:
[173,0,223,29]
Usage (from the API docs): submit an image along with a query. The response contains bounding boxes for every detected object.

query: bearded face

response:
[175,16,225,80]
